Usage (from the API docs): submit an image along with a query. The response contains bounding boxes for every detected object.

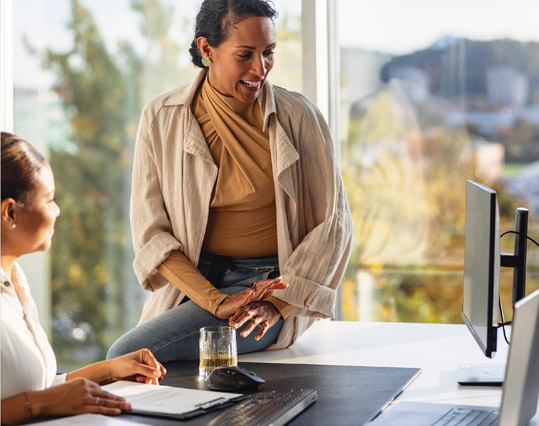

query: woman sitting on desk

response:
[107,0,353,362]
[1,133,166,425]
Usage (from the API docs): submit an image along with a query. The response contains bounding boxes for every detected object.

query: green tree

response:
[41,0,189,370]
[340,75,538,323]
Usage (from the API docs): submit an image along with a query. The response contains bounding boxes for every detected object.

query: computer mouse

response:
[205,365,265,391]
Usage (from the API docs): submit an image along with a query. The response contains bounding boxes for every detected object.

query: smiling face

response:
[199,15,276,104]
[10,163,60,256]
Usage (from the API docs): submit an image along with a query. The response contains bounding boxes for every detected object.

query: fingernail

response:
[153,370,160,376]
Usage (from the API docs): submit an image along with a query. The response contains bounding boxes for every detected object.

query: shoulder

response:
[141,85,190,119]
[6,262,32,296]
[272,85,321,119]
[140,71,205,125]
[267,84,335,156]
[136,83,198,147]
[269,84,331,143]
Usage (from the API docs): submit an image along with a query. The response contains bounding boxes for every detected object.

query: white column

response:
[302,0,344,319]
[302,0,329,119]
[301,0,339,142]
[1,0,14,132]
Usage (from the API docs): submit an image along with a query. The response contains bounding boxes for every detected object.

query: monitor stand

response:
[457,364,505,386]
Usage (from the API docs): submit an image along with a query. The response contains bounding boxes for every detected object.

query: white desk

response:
[240,320,539,424]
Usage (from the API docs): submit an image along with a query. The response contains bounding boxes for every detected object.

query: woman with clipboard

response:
[1,133,167,424]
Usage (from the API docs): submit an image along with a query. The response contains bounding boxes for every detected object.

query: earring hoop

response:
[201,56,211,67]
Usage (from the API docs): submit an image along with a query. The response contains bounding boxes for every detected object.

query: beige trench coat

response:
[131,70,353,349]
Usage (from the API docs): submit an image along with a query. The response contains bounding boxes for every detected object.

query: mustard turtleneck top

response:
[194,75,278,257]
[156,77,293,319]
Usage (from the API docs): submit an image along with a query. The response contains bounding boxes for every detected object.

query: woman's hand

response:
[228,301,282,340]
[66,349,166,388]
[108,348,167,385]
[36,378,131,418]
[215,277,288,320]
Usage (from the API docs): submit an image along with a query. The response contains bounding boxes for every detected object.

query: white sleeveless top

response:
[1,263,65,399]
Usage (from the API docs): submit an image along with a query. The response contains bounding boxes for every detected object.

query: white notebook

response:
[103,380,245,420]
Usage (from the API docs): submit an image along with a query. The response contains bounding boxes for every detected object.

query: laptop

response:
[368,289,539,426]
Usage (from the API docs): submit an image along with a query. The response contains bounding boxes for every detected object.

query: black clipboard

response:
[103,381,248,421]
[127,394,248,420]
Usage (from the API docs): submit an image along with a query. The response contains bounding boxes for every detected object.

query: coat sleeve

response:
[275,95,353,319]
[130,106,182,291]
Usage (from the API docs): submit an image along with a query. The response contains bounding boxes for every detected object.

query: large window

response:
[12,0,302,371]
[337,0,539,322]
[11,0,539,371]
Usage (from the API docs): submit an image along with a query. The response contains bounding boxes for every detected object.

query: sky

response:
[337,0,539,53]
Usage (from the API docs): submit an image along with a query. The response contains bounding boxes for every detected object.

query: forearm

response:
[158,251,227,315]
[2,389,58,425]
[67,360,112,385]
[1,393,34,425]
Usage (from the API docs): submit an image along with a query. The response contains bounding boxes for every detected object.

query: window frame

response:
[302,0,343,319]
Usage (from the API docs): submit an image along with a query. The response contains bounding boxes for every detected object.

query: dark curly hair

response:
[1,132,46,202]
[189,0,278,68]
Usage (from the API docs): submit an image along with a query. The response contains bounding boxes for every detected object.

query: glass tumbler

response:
[199,326,238,378]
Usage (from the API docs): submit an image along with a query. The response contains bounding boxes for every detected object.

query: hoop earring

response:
[201,56,211,67]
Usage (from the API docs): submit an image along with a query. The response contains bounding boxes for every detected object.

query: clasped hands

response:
[215,277,288,340]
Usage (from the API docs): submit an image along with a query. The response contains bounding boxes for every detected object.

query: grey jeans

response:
[106,253,283,363]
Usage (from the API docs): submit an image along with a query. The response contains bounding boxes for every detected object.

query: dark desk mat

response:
[120,361,421,426]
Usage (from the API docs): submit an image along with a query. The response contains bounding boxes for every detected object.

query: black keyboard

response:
[209,389,318,426]
[432,407,498,426]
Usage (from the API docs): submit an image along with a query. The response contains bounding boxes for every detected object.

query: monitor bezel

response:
[461,180,500,358]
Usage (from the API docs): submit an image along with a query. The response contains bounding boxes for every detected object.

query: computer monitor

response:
[459,180,529,386]
[462,180,500,359]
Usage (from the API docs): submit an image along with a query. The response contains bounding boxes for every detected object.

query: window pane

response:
[13,0,301,371]
[337,0,539,322]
